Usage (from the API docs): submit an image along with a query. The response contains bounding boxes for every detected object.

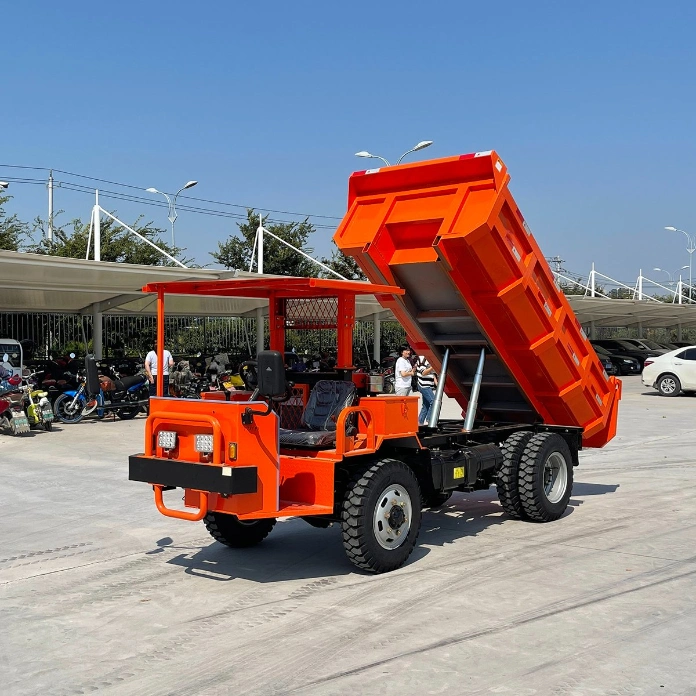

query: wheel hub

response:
[373,484,412,550]
[543,451,568,504]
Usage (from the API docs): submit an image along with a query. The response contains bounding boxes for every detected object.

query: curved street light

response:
[355,140,433,168]
[146,180,198,247]
[653,266,689,283]
[665,226,695,294]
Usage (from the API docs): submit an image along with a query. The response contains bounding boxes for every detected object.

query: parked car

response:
[592,346,618,375]
[642,346,696,396]
[620,339,669,355]
[590,339,659,370]
[592,344,640,376]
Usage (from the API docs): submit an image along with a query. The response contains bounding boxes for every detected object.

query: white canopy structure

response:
[1,251,695,355]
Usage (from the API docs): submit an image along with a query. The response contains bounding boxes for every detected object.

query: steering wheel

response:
[239,360,258,391]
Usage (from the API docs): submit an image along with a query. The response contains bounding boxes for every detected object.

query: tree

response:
[0,193,29,251]
[27,213,192,266]
[212,209,318,276]
[320,242,367,281]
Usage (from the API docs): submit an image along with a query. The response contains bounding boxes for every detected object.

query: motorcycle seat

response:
[115,374,146,391]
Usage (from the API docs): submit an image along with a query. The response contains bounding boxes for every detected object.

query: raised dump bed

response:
[333,151,621,447]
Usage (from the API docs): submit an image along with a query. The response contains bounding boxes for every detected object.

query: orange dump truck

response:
[130,152,621,573]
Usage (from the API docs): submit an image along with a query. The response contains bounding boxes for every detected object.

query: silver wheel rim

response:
[373,483,412,550]
[543,452,568,504]
[661,377,677,394]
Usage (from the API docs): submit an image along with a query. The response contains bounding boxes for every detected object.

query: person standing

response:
[416,354,437,425]
[394,344,415,396]
[145,347,174,397]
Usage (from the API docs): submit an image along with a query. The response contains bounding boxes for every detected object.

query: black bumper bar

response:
[129,455,257,495]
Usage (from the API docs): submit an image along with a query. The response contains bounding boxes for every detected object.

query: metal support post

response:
[255,307,264,356]
[92,302,103,360]
[638,270,643,301]
[373,314,381,364]
[463,348,486,432]
[94,191,101,262]
[427,348,450,428]
[678,323,683,341]
[590,320,597,340]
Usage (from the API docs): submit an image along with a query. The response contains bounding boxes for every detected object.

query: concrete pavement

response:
[1,376,695,695]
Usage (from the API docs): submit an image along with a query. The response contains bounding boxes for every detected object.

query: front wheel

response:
[54,394,85,424]
[43,420,53,431]
[204,512,276,547]
[341,458,422,573]
[657,374,681,397]
[518,433,574,522]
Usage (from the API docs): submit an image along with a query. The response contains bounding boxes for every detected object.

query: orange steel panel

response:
[146,397,280,517]
[334,152,620,448]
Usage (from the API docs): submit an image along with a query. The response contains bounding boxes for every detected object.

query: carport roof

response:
[0,251,389,319]
[2,251,695,328]
[566,295,696,329]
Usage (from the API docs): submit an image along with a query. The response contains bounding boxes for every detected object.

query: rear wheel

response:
[43,420,52,431]
[116,405,140,420]
[341,458,422,573]
[657,374,681,397]
[496,431,533,519]
[518,433,573,522]
[204,512,276,548]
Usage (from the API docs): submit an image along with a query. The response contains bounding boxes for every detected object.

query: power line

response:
[0,163,344,221]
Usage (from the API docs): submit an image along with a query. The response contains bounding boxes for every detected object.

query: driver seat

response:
[279,380,358,448]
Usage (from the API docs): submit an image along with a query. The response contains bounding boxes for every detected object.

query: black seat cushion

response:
[279,380,358,448]
[116,374,147,391]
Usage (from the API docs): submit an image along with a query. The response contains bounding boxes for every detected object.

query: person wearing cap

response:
[394,344,415,396]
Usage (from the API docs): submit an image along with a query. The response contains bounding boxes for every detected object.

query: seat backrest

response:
[302,380,357,431]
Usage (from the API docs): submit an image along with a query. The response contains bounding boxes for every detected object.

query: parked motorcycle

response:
[0,372,30,435]
[21,370,55,431]
[53,355,149,424]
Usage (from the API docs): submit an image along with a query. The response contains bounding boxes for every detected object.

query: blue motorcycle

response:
[53,372,149,424]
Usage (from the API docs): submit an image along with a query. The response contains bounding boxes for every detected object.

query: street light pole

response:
[146,180,198,247]
[665,226,695,298]
[355,140,433,168]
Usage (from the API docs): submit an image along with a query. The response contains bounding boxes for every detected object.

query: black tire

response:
[657,373,681,397]
[341,458,422,573]
[116,405,140,420]
[422,491,452,508]
[382,378,395,395]
[204,511,276,548]
[518,432,573,522]
[43,420,53,431]
[53,394,84,424]
[496,431,533,519]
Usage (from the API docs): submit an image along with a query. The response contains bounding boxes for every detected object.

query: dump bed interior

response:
[333,151,620,447]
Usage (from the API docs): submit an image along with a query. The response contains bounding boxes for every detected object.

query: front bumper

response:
[129,455,257,495]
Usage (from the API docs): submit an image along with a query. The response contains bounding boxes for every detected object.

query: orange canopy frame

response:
[142,277,405,397]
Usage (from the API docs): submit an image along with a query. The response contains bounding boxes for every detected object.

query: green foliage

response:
[320,242,367,281]
[27,213,191,266]
[0,194,29,252]
[212,209,318,276]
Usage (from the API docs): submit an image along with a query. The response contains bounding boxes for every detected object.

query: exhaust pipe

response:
[463,348,486,432]
[427,348,450,428]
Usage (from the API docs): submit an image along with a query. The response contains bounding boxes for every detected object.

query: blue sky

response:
[2,1,695,284]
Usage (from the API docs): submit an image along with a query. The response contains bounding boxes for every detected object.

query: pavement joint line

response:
[556,543,692,563]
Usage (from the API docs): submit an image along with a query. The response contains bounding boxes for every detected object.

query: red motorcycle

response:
[0,374,30,435]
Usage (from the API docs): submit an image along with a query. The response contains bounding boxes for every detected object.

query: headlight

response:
[195,434,214,453]
[157,430,177,450]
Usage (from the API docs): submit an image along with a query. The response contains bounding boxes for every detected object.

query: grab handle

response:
[153,485,208,521]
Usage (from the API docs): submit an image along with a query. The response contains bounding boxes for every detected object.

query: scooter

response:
[21,370,55,431]
[0,373,30,435]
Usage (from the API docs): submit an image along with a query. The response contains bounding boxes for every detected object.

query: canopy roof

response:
[1,250,695,328]
[0,251,389,319]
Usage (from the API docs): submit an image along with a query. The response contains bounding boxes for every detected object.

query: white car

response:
[642,346,696,396]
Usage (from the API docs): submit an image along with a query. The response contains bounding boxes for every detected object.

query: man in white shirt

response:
[394,345,415,396]
[145,348,174,396]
